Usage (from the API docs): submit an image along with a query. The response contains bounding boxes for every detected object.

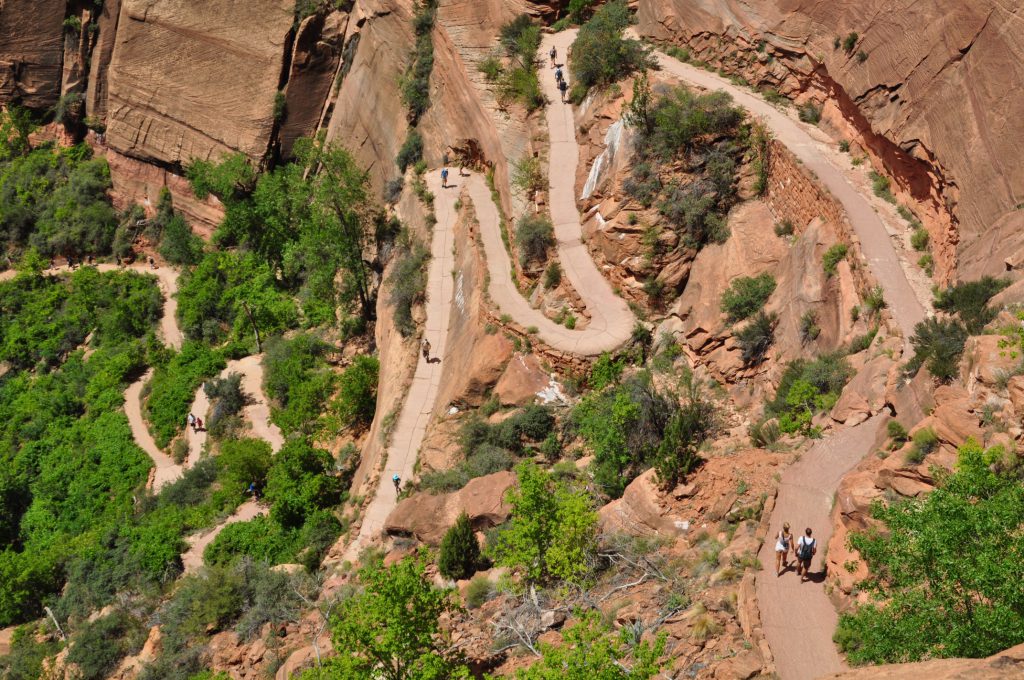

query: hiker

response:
[247,481,258,500]
[549,45,557,68]
[195,416,204,432]
[421,337,431,361]
[558,77,568,103]
[441,167,449,188]
[187,413,196,432]
[774,522,793,576]
[796,527,817,582]
[443,149,450,166]
[148,256,156,269]
[392,474,401,492]
[555,66,563,83]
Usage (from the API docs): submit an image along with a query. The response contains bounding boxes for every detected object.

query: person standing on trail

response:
[558,77,569,103]
[441,167,449,188]
[549,45,557,68]
[774,522,793,576]
[555,66,563,84]
[421,337,432,361]
[392,474,401,492]
[188,413,196,432]
[443,149,450,166]
[796,527,817,582]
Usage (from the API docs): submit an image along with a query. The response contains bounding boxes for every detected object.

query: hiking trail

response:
[649,47,929,679]
[343,170,457,561]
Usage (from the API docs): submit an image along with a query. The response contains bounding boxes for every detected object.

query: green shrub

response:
[749,419,781,447]
[836,439,1024,663]
[464,575,494,608]
[569,0,653,98]
[512,156,545,196]
[653,380,716,488]
[515,214,554,268]
[798,102,822,124]
[769,353,853,433]
[589,352,625,389]
[869,171,896,203]
[910,227,929,251]
[907,317,967,383]
[387,237,429,337]
[887,420,909,446]
[333,355,379,430]
[822,243,848,277]
[67,610,146,680]
[864,286,886,314]
[659,182,729,247]
[479,56,502,81]
[720,273,776,323]
[918,253,934,276]
[204,373,245,439]
[933,276,1009,333]
[0,624,61,680]
[857,50,869,63]
[217,438,273,500]
[399,1,437,124]
[145,342,226,448]
[159,214,204,266]
[839,140,850,153]
[263,334,336,436]
[800,309,821,343]
[438,512,482,580]
[774,219,794,237]
[419,444,516,493]
[543,261,562,289]
[572,372,679,497]
[736,311,777,366]
[842,32,858,53]
[396,129,423,173]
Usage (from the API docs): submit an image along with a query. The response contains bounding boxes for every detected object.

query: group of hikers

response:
[186,412,205,433]
[774,523,818,581]
[439,148,468,189]
[550,46,569,102]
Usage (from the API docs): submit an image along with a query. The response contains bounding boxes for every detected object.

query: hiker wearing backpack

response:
[774,522,793,576]
[796,527,816,582]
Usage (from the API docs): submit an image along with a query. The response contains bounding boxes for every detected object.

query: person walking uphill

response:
[796,527,817,582]
[558,77,568,103]
[441,167,449,189]
[549,45,557,68]
[421,337,431,362]
[774,522,793,576]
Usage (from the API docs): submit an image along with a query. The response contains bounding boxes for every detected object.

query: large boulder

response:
[599,469,683,538]
[494,353,550,406]
[823,642,1024,679]
[385,471,516,544]
[960,334,1019,392]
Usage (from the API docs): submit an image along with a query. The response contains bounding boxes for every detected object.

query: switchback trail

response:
[343,171,457,560]
[646,48,929,678]
[181,499,266,574]
[465,31,635,357]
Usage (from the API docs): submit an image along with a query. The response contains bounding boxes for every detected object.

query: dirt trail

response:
[646,49,930,678]
[181,499,266,574]
[343,171,457,561]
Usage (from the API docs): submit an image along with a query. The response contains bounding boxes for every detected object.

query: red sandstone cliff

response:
[636,0,1024,282]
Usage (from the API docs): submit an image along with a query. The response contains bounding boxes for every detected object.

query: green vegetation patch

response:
[569,0,653,102]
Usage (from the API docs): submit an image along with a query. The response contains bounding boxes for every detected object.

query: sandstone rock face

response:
[104,0,295,166]
[636,0,1024,282]
[599,469,683,538]
[494,353,549,406]
[0,0,65,108]
[384,471,515,544]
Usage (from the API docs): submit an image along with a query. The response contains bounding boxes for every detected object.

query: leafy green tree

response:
[217,438,273,498]
[438,512,482,581]
[488,462,598,585]
[907,317,968,383]
[67,610,146,680]
[264,440,344,529]
[333,356,379,430]
[508,611,666,679]
[0,107,35,161]
[836,439,1024,663]
[305,551,468,680]
[933,276,1009,334]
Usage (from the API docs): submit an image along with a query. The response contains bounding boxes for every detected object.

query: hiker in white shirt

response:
[774,522,793,576]
[796,527,817,582]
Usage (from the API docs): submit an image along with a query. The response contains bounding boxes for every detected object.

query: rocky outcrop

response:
[636,0,1024,283]
[493,352,550,406]
[384,471,516,544]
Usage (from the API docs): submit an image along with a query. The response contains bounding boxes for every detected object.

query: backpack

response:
[797,537,815,560]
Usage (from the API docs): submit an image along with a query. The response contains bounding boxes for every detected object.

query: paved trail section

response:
[467,31,634,357]
[645,49,929,678]
[650,47,927,345]
[344,171,457,560]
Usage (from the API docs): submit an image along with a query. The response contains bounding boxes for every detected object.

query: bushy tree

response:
[488,462,598,585]
[516,214,554,268]
[933,276,1009,333]
[907,317,968,383]
[264,440,345,529]
[304,551,467,680]
[569,1,653,99]
[836,439,1024,663]
[333,355,380,429]
[438,512,482,581]
[735,311,777,366]
[654,380,716,488]
[217,438,273,498]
